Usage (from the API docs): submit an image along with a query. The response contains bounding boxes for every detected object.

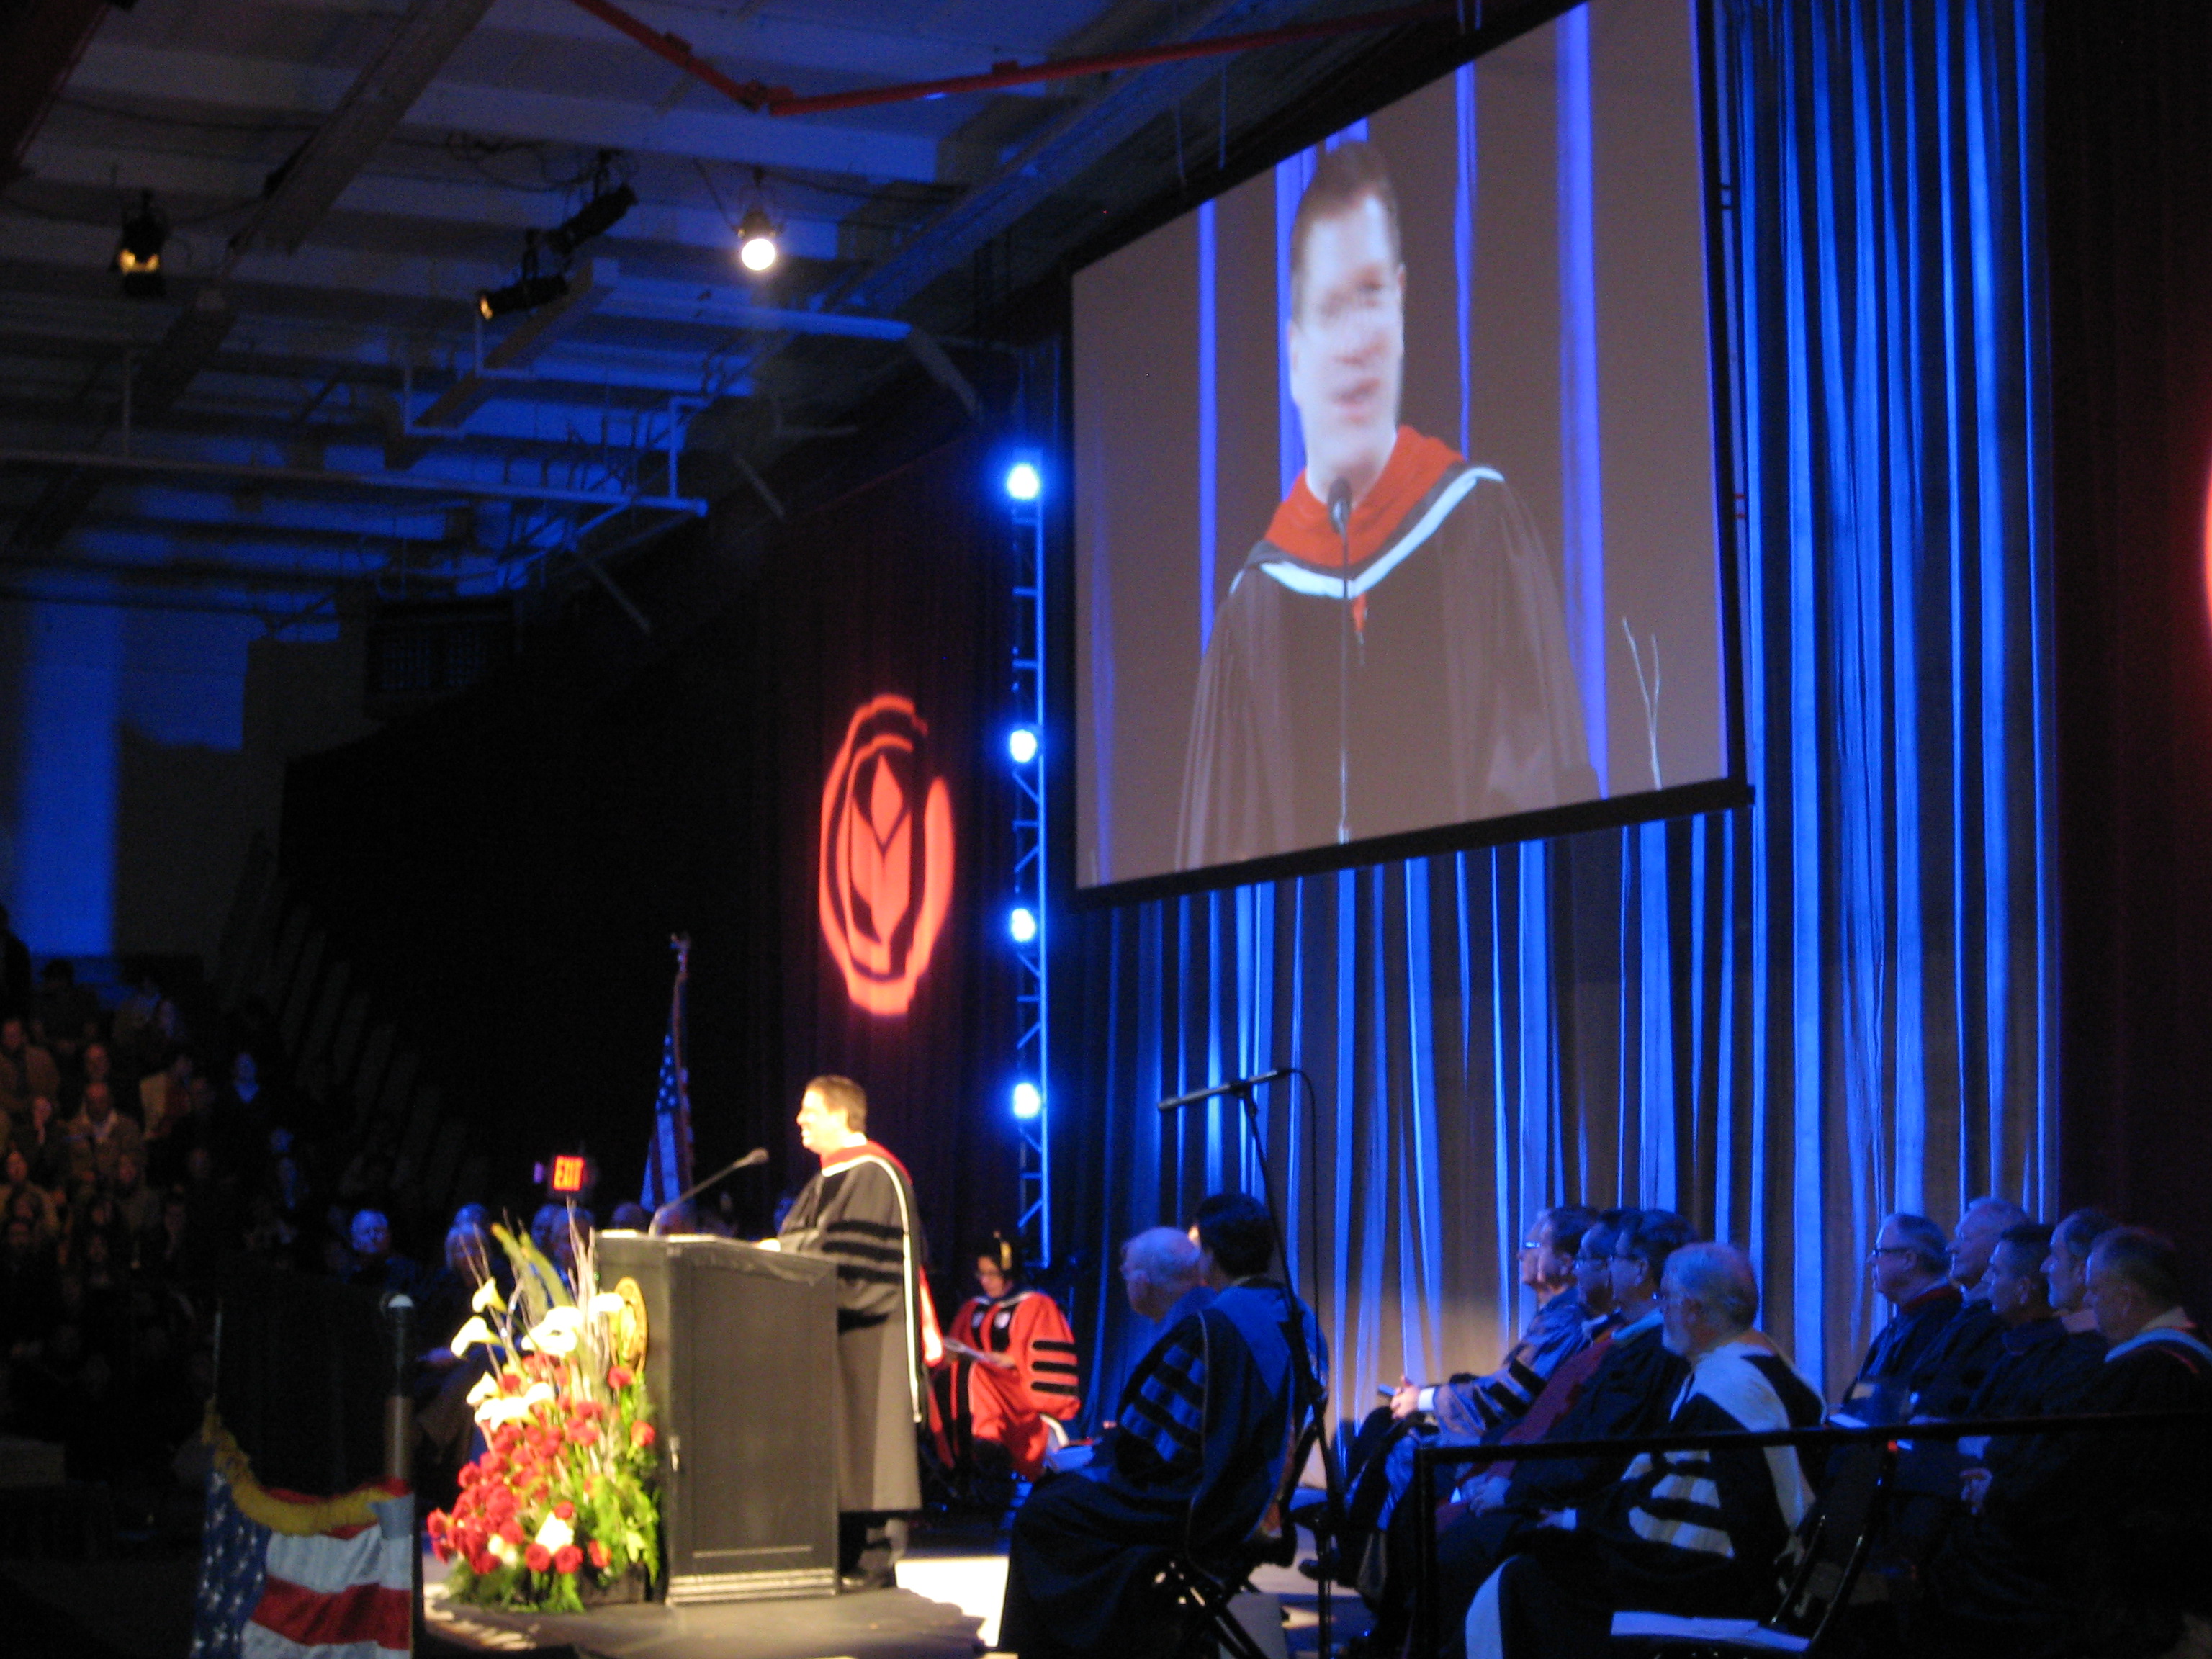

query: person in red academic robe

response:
[1178,140,1596,872]
[932,1235,1082,1481]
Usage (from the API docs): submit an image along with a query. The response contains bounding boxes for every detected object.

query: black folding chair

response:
[1609,1436,1897,1657]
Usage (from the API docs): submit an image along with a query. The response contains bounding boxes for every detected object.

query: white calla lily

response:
[534,1514,574,1552]
[587,1292,626,1318]
[524,1312,580,1354]
[449,1316,495,1355]
[520,1382,557,1410]
[471,1277,506,1314]
[474,1396,535,1429]
[465,1373,500,1407]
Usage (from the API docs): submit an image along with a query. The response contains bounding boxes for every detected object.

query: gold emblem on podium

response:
[611,1276,649,1368]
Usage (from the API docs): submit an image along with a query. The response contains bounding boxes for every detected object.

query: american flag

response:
[191,1470,412,1659]
[641,937,695,1210]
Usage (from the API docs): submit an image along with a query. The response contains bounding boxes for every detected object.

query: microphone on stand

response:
[1156,1069,1293,1113]
[667,1146,768,1209]
[1328,477,1354,845]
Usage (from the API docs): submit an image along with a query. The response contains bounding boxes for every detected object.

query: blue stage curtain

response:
[1058,0,2053,1415]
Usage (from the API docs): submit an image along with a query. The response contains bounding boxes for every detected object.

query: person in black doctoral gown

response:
[997,1193,1326,1659]
[1915,1227,2212,1659]
[1177,140,1596,871]
[773,1074,934,1589]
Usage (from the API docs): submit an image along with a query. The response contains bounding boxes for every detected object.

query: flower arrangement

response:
[426,1219,660,1612]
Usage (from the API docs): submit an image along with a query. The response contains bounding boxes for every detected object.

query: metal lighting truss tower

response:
[1009,462,1051,1267]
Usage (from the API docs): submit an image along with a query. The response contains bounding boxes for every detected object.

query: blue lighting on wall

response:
[1011,1081,1043,1119]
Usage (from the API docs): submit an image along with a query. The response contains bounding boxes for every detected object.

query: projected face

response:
[1287,192,1405,508]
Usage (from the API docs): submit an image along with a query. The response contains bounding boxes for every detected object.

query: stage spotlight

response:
[1012,1081,1042,1119]
[737,205,779,272]
[477,272,570,320]
[1009,906,1038,944]
[544,181,637,259]
[114,190,168,299]
[1007,727,1039,765]
[1004,459,1042,502]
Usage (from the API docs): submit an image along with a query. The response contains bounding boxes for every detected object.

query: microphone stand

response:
[665,1147,767,1213]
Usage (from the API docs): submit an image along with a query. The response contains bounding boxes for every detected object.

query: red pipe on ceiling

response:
[559,0,1472,120]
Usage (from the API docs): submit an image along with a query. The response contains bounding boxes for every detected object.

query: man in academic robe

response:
[1422,1211,1699,1657]
[1465,1242,1825,1659]
[1915,1228,2212,1659]
[1177,140,1596,871]
[997,1192,1326,1659]
[1838,1211,1959,1423]
[932,1234,1082,1482]
[773,1074,936,1589]
[1908,1195,2028,1418]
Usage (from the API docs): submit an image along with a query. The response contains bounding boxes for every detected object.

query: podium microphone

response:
[669,1147,767,1209]
[1157,1069,1293,1113]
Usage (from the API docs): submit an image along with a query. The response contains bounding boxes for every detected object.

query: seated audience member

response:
[343,1208,421,1297]
[531,1201,586,1282]
[1,1148,61,1243]
[1347,1205,1601,1548]
[1964,1221,2106,1431]
[1465,1242,1823,1659]
[63,1080,145,1195]
[1840,1211,1956,1421]
[0,1016,60,1123]
[607,1201,652,1232]
[2042,1206,2118,1336]
[19,1096,71,1193]
[1917,1228,2212,1659]
[106,1151,158,1240]
[1118,1224,1213,1329]
[997,1193,1325,1659]
[1910,1196,2030,1418]
[1422,1211,1700,1653]
[932,1234,1083,1482]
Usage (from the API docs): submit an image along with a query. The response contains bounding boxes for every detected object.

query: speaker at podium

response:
[596,1233,840,1603]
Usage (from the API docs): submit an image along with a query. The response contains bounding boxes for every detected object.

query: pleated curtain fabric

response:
[1058,0,2053,1413]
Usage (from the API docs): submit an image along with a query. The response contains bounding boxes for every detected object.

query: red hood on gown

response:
[1262,427,1464,568]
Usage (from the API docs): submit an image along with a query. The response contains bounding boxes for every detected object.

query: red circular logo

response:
[818,694,954,1016]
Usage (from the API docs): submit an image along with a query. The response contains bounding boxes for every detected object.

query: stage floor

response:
[422,1517,1362,1659]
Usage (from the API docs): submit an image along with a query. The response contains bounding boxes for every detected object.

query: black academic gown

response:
[1178,448,1596,871]
[1434,1316,1691,1655]
[1910,1298,2010,1417]
[1843,1283,1963,1420]
[777,1141,927,1514]
[998,1282,1323,1658]
[1920,1326,2212,1659]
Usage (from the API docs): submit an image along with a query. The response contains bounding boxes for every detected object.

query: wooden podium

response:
[596,1233,840,1603]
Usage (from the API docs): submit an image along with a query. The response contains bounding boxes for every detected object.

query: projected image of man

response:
[1177,140,1598,870]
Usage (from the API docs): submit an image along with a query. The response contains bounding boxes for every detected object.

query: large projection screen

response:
[1071,0,1740,901]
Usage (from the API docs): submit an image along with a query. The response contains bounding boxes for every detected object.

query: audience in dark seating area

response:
[0,960,554,1545]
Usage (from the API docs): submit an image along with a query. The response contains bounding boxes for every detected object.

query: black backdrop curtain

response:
[2046,0,2212,1316]
[1055,0,2054,1417]
[282,436,1018,1270]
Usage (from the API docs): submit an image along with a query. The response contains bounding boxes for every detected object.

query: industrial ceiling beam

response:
[67,42,965,184]
[226,0,506,258]
[0,0,110,181]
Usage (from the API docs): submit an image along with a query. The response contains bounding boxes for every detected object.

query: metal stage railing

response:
[1403,1406,2212,1657]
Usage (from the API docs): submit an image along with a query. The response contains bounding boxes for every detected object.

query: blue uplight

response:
[1012,1081,1043,1119]
[1007,726,1039,765]
[1009,906,1038,943]
[1004,460,1042,502]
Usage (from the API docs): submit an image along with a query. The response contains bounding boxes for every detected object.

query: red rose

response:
[554,1545,583,1574]
[427,1511,449,1537]
[553,1501,575,1520]
[571,1423,600,1447]
[472,1550,498,1575]
[432,1538,452,1563]
[588,1539,611,1570]
[631,1421,656,1449]
[607,1365,634,1390]
[524,1543,552,1573]
[499,1371,523,1395]
[457,1465,479,1488]
[498,1519,524,1546]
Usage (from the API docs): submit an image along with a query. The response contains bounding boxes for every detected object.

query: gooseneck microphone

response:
[1328,477,1354,845]
[668,1146,768,1209]
[1156,1068,1295,1112]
